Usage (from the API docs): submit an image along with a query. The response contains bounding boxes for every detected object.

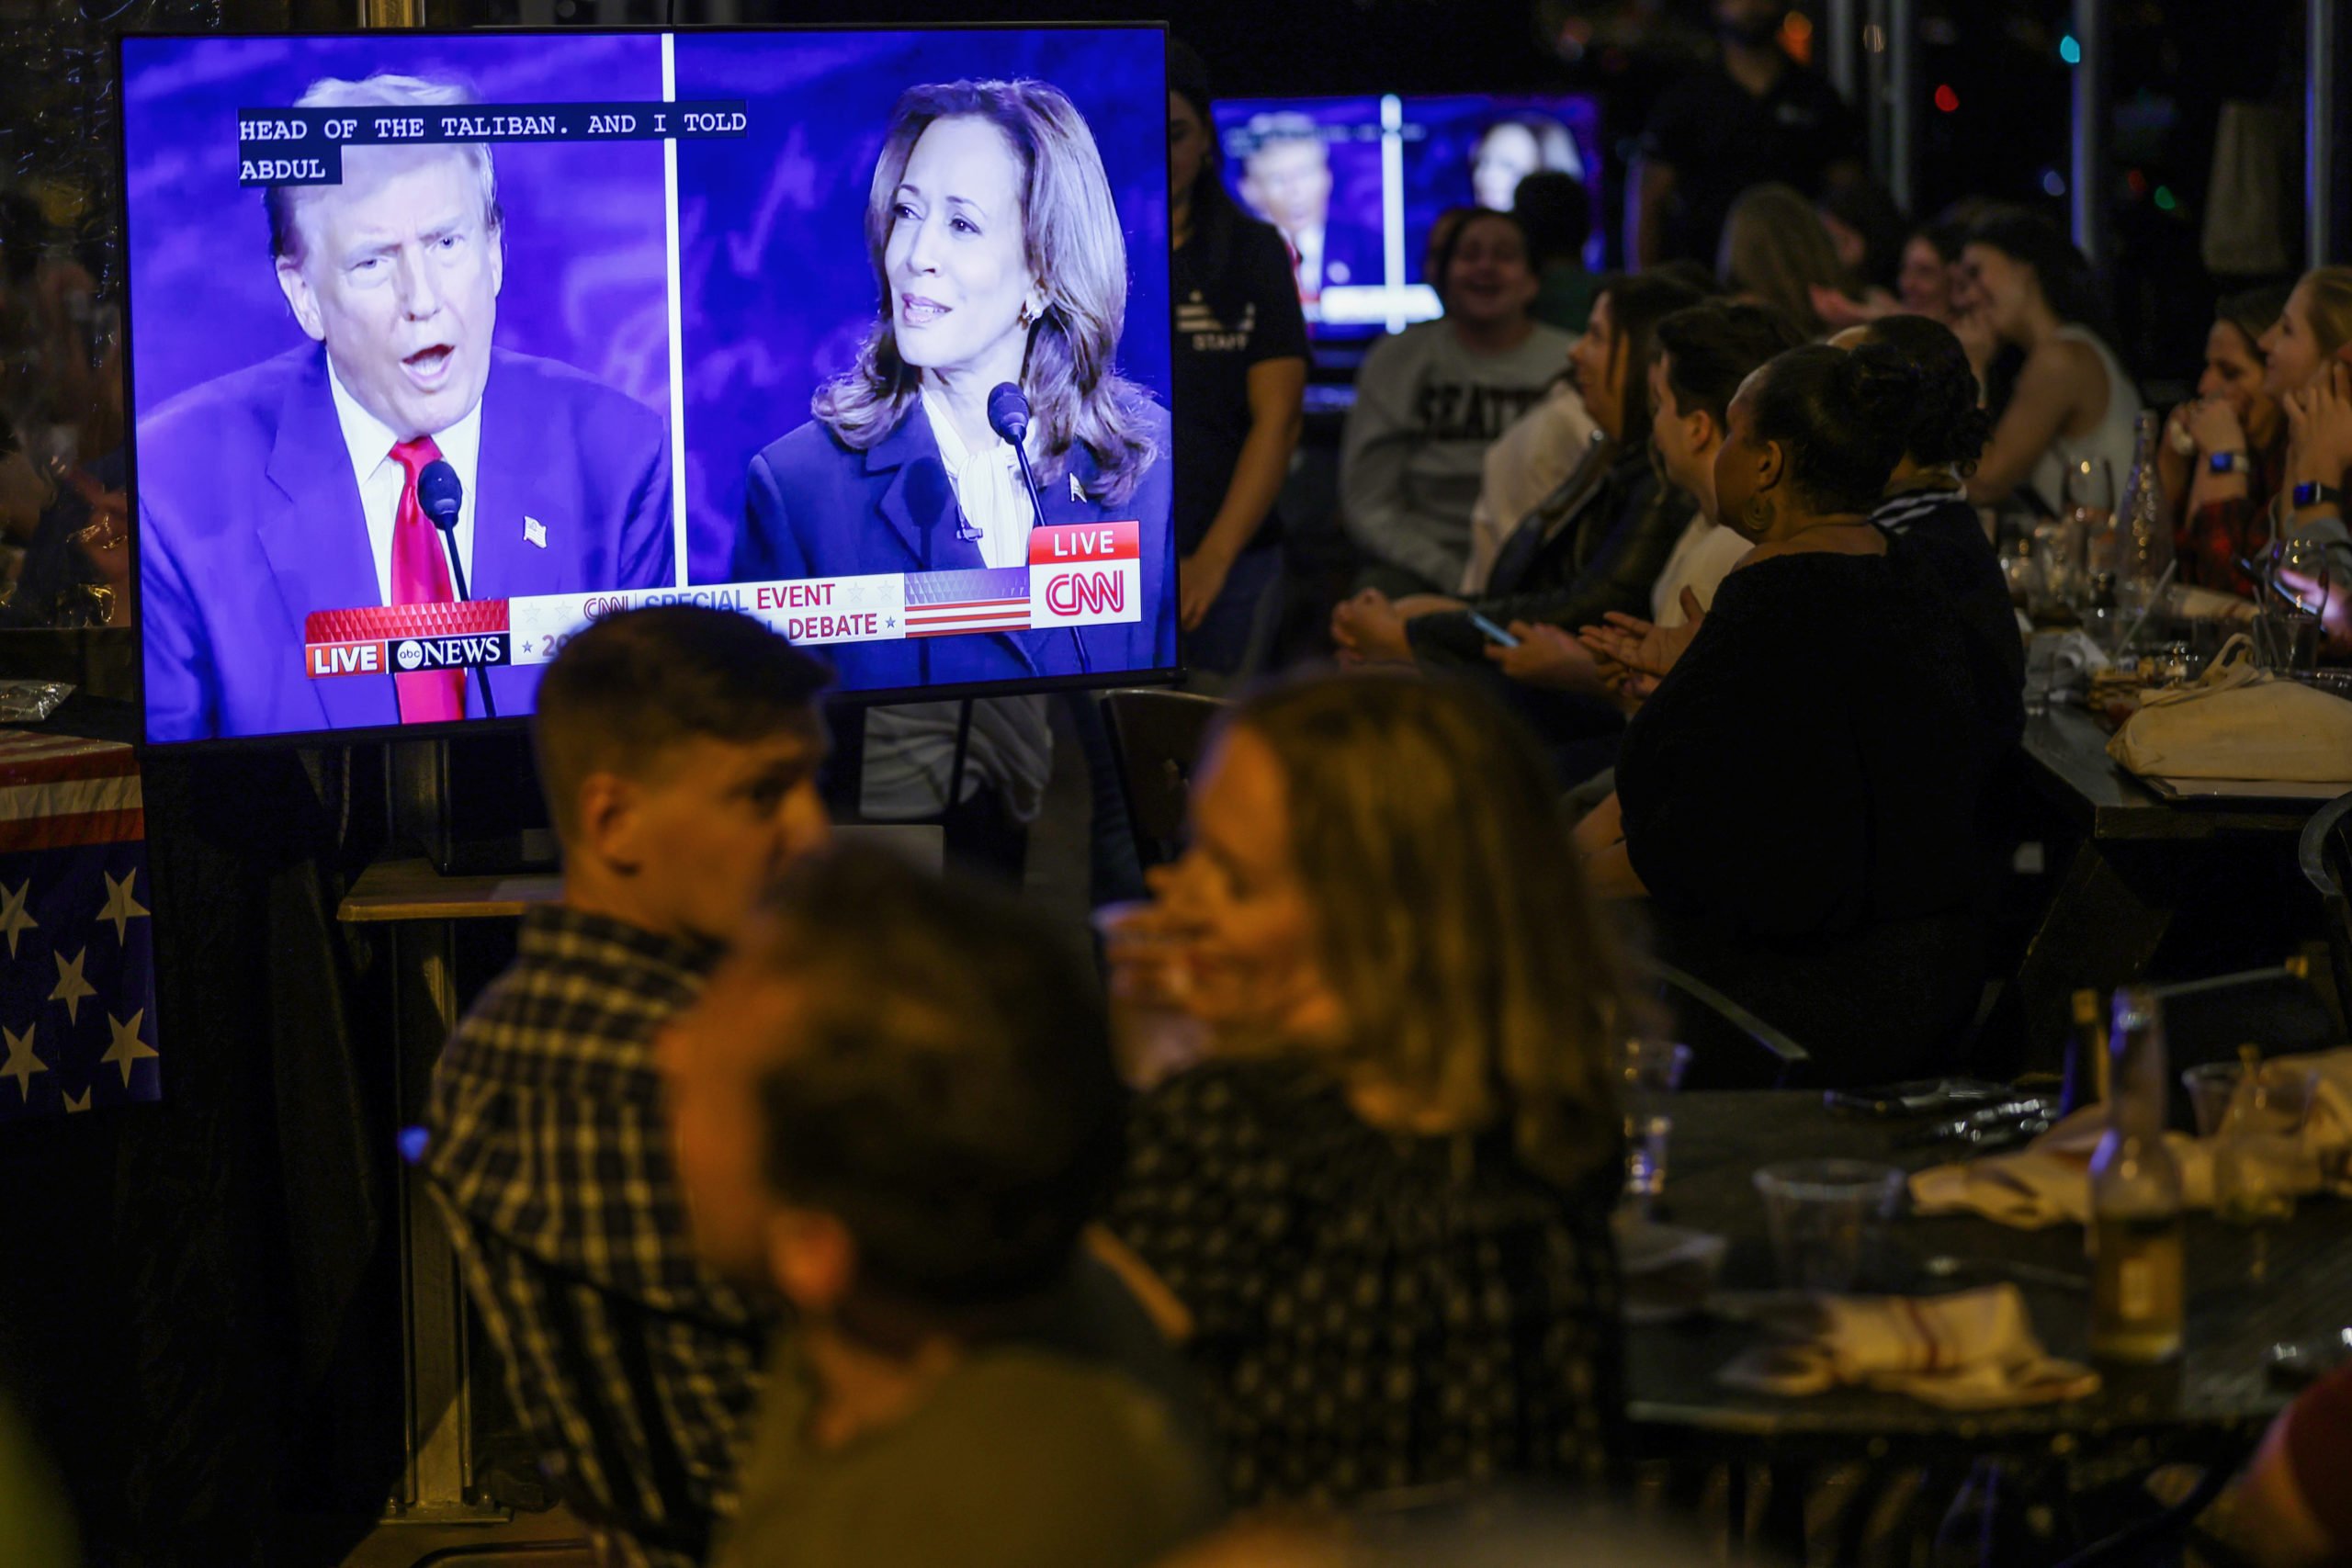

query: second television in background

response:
[1213,93,1601,338]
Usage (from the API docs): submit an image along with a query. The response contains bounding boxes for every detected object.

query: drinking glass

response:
[2278,535,2335,618]
[2000,541,2036,610]
[2181,1061,2245,1139]
[2214,1066,2319,1280]
[1619,1039,1693,1208]
[2051,458,2110,611]
[2023,631,2062,717]
[2254,609,2324,672]
[1091,900,1205,1089]
[2081,464,2123,585]
[1754,1160,1905,1292]
[2078,604,2130,658]
[2252,535,2333,667]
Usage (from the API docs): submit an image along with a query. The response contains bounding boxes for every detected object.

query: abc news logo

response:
[306,633,511,678]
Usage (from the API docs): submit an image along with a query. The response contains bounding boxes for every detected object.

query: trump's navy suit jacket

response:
[729,399,1177,694]
[137,344,673,742]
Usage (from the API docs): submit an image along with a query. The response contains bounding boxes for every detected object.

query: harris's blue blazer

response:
[730,399,1178,694]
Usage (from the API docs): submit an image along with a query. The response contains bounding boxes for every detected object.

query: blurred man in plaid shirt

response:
[423,606,831,1567]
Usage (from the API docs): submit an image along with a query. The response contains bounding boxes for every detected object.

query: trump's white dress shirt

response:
[328,359,481,605]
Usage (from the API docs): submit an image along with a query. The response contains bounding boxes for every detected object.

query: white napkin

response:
[1716,1285,2100,1410]
[1910,1048,2352,1228]
[2048,629,2111,700]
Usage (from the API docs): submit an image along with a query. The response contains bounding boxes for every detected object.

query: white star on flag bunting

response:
[97,869,147,943]
[49,948,95,1024]
[0,879,34,958]
[1,1023,43,1101]
[0,730,162,1122]
[101,1010,157,1089]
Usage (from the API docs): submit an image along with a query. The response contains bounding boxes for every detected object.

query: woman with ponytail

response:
[1579,343,2000,1083]
[1105,671,1630,1507]
[1835,313,2023,742]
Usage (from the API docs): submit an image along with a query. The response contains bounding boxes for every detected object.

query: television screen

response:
[121,26,1174,745]
[1212,93,1602,339]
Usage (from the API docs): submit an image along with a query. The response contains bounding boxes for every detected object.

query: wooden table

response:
[2010,705,2324,1070]
[1629,1092,2349,1448]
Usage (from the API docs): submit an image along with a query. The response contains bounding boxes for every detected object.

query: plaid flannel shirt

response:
[424,906,773,1568]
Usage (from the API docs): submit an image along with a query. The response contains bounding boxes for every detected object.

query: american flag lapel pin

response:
[524,516,548,549]
[1069,474,1083,503]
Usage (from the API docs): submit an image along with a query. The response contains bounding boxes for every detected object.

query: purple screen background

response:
[672,28,1170,585]
[120,34,673,423]
[1401,95,1605,276]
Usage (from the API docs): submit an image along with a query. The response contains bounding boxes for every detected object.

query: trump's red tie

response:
[389,436,465,724]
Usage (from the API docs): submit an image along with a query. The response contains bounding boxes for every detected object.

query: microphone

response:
[986,381,1030,446]
[987,382,1090,673]
[415,458,496,717]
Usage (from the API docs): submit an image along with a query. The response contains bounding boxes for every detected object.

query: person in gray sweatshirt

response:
[1340,208,1575,595]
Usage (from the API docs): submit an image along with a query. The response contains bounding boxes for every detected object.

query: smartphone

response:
[1467,611,1521,649]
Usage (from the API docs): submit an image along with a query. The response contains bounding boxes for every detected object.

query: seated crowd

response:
[413,25,2352,1565]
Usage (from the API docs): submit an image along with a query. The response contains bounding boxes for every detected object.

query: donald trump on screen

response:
[136,73,674,742]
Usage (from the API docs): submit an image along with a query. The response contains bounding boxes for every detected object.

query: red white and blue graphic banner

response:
[301,521,1143,676]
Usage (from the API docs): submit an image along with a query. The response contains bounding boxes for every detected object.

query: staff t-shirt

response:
[1171,212,1311,558]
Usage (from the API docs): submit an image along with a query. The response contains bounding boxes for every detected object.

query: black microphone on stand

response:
[987,381,1090,673]
[417,458,497,718]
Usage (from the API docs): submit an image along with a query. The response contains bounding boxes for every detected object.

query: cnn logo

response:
[1045,570,1125,616]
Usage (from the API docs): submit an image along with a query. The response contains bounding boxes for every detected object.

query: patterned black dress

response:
[1107,1060,1623,1508]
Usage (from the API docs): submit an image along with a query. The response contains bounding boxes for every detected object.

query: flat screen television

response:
[120,25,1174,746]
[1211,93,1603,341]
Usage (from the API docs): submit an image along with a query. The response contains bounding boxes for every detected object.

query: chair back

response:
[1098,689,1228,868]
[2143,965,2343,1129]
[1635,956,1814,1090]
[2299,787,2352,1034]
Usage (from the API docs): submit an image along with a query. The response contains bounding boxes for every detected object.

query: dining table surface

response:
[2019,703,2318,842]
[1625,1091,2352,1447]
[2007,702,2337,1074]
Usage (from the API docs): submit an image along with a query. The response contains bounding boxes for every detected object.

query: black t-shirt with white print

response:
[1170,209,1311,557]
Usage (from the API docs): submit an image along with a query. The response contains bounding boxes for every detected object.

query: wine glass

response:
[2033,461,2103,614]
[2070,458,2118,590]
[2213,1059,2318,1281]
[2278,535,2335,617]
[2258,536,2334,671]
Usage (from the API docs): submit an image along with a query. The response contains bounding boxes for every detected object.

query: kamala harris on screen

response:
[728,77,1175,692]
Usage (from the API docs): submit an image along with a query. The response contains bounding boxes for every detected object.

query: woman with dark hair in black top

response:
[1166,42,1309,676]
[1580,344,2000,1083]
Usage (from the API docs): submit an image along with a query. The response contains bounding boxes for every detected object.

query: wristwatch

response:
[2292,480,2344,511]
[2208,450,2247,476]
